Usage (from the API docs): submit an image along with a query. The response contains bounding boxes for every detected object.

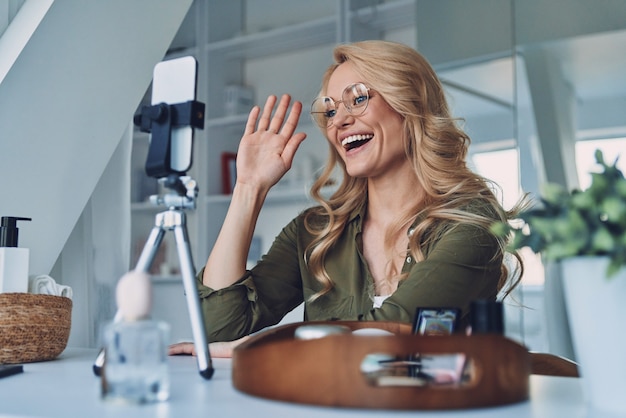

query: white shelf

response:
[206,113,249,128]
[203,0,415,60]
[205,184,336,206]
[131,201,161,212]
[353,0,416,32]
[133,185,334,209]
[151,274,183,284]
[205,16,337,59]
[205,187,311,206]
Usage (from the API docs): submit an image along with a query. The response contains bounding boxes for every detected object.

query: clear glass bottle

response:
[101,319,170,404]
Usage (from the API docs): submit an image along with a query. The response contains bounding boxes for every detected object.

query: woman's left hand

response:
[168,335,250,358]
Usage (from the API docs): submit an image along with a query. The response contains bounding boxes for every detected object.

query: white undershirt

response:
[373,295,390,309]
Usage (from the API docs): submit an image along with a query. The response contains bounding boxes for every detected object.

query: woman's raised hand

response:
[202,94,305,290]
[234,94,307,193]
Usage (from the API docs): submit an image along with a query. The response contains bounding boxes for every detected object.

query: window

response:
[470,147,544,286]
[575,137,626,190]
[470,136,626,286]
[470,148,521,210]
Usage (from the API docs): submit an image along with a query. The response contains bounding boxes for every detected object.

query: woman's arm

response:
[203,94,306,290]
[198,216,307,342]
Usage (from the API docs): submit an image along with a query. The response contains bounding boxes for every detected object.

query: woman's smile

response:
[341,133,374,151]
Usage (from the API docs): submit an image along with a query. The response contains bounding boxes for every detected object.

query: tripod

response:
[93,175,213,379]
[94,55,213,378]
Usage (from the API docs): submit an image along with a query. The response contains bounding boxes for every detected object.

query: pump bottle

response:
[0,216,32,293]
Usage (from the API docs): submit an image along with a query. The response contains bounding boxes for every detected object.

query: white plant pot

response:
[560,256,626,416]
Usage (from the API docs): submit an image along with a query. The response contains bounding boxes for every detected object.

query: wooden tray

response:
[232,321,530,410]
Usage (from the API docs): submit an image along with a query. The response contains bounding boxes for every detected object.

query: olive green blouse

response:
[196,204,502,342]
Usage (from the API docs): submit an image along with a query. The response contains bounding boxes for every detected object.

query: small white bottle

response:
[0,216,31,293]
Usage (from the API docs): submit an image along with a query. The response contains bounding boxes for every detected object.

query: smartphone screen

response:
[151,56,197,173]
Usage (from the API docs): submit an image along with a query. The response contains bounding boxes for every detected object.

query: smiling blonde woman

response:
[187,40,524,345]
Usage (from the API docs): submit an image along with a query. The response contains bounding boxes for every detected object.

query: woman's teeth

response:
[341,134,373,150]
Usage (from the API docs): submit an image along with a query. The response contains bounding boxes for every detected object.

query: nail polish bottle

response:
[469,300,504,335]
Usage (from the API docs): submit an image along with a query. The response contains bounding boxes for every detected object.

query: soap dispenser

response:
[0,216,32,293]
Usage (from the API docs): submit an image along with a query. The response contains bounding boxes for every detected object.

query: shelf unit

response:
[130,0,417,287]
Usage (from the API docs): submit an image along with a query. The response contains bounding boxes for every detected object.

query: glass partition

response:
[416,1,626,355]
[413,0,544,348]
[511,0,626,359]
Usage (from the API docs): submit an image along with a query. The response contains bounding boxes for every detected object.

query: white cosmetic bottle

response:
[0,216,31,293]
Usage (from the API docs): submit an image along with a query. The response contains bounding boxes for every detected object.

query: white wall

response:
[0,0,193,277]
[0,0,194,347]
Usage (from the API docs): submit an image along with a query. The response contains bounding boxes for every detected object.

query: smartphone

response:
[413,307,460,336]
[151,56,198,174]
[0,364,23,378]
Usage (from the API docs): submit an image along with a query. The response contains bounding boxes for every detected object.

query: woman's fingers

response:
[167,336,251,359]
[257,95,277,132]
[279,100,303,139]
[245,94,301,137]
[168,342,196,356]
[281,131,307,167]
[268,94,291,134]
[243,105,261,136]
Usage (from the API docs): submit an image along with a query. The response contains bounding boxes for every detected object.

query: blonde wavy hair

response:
[304,40,523,301]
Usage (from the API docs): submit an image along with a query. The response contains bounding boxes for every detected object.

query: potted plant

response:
[491,149,626,415]
[491,149,626,276]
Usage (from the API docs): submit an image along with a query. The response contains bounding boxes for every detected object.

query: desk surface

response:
[0,348,597,418]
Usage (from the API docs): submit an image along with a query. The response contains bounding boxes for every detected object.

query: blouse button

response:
[406,256,412,264]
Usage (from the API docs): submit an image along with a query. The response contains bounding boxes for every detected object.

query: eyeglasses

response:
[310,83,370,128]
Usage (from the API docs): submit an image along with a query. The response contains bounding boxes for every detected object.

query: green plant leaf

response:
[607,258,622,278]
[588,172,609,196]
[493,149,626,276]
[543,242,581,260]
[571,189,595,210]
[601,197,626,224]
[616,178,626,198]
[489,221,510,238]
[591,227,615,253]
[539,182,568,205]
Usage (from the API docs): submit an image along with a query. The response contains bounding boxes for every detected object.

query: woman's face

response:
[324,62,408,180]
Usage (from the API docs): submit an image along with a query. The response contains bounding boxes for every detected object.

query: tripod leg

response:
[135,222,167,273]
[173,222,214,379]
[92,224,166,376]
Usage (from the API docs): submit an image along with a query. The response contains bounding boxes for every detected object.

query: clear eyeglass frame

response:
[310,82,370,128]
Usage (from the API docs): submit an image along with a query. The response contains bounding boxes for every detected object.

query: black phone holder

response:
[134,100,205,179]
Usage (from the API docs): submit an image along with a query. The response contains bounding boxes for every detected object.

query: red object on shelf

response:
[221,152,237,194]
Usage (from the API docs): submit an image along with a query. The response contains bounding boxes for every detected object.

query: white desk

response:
[0,348,599,418]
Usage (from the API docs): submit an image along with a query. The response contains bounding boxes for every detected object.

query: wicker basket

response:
[0,293,72,364]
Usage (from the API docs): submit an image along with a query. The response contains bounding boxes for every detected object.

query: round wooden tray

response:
[232,321,530,410]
